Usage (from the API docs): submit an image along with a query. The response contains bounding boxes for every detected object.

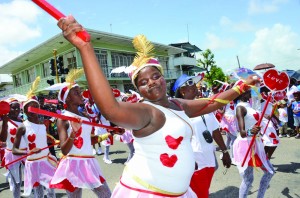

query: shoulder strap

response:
[200,115,208,130]
[170,99,184,110]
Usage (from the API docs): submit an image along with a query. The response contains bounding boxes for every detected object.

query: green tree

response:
[197,49,226,86]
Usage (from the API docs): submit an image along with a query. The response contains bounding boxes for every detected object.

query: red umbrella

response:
[253,63,275,70]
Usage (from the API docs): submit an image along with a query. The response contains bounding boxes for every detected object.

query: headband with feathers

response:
[23,76,41,108]
[111,35,163,87]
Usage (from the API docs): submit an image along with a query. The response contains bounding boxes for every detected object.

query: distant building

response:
[0,74,13,93]
[0,29,200,97]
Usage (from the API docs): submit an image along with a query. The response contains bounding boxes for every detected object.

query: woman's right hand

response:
[250,125,261,135]
[57,15,89,50]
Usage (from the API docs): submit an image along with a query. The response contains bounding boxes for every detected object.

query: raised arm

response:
[57,16,156,131]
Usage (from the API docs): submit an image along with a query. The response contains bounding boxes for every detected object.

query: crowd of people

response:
[0,15,299,198]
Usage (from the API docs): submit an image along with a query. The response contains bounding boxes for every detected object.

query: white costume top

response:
[122,101,195,194]
[63,110,93,156]
[190,112,219,170]
[233,102,273,174]
[278,107,288,123]
[6,120,26,150]
[23,120,49,160]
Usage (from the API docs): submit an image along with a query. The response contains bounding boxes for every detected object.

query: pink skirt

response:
[50,156,106,192]
[1,149,26,169]
[220,115,237,136]
[23,155,56,196]
[111,178,197,198]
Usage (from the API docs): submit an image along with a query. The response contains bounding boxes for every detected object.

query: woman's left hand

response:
[221,152,231,168]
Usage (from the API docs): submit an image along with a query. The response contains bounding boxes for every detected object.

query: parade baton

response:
[241,69,289,167]
[1,142,59,169]
[31,0,90,42]
[28,107,123,132]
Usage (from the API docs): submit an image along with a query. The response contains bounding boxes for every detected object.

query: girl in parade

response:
[12,77,57,197]
[57,15,259,197]
[0,98,26,197]
[234,89,275,198]
[49,69,113,197]
[173,74,231,198]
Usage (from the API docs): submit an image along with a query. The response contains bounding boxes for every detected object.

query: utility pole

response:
[53,49,59,83]
[236,55,241,68]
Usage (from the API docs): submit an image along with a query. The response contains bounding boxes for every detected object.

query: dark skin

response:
[0,102,22,142]
[57,86,87,155]
[236,90,261,138]
[57,15,259,139]
[12,102,42,155]
[178,82,231,168]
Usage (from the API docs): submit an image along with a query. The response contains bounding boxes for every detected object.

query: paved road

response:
[0,136,299,197]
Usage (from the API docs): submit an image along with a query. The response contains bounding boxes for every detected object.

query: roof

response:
[169,42,202,53]
[0,29,186,74]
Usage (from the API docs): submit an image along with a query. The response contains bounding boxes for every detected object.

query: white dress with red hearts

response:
[1,120,26,191]
[50,110,107,192]
[111,102,196,197]
[220,101,238,136]
[233,102,273,174]
[260,101,280,147]
[22,120,57,197]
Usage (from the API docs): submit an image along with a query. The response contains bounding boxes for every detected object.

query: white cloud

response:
[248,0,288,14]
[204,33,237,50]
[220,16,255,32]
[0,46,23,66]
[246,24,300,71]
[0,0,41,65]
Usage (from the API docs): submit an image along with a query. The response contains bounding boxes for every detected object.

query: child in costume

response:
[234,90,274,198]
[12,77,57,197]
[57,16,259,197]
[0,98,26,198]
[49,69,113,198]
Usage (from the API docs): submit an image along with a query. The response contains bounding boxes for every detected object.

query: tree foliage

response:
[197,49,226,86]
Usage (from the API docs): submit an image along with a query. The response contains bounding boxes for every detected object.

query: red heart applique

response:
[10,128,17,136]
[230,103,234,110]
[253,112,260,121]
[10,137,15,143]
[263,69,289,91]
[165,135,183,150]
[269,132,276,139]
[28,134,36,143]
[273,91,286,101]
[160,153,178,167]
[273,139,279,144]
[29,143,36,150]
[75,127,82,138]
[126,94,138,103]
[73,137,84,149]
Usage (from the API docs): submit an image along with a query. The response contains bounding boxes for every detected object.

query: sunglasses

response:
[181,79,195,87]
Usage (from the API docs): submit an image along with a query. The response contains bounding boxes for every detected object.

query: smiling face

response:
[66,86,84,106]
[135,66,167,102]
[24,101,40,122]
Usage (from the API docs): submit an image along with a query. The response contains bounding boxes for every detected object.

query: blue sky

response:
[1,0,300,73]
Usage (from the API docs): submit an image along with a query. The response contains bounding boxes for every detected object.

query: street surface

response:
[0,135,299,197]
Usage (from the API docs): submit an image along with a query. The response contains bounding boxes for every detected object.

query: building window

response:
[65,51,77,70]
[43,61,50,77]
[27,67,36,83]
[95,49,109,76]
[14,73,22,87]
[111,52,134,68]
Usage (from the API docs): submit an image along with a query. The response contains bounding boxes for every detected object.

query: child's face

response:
[280,103,286,108]
[294,94,300,101]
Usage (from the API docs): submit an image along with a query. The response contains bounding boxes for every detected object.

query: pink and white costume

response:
[111,102,196,197]
[50,110,107,192]
[233,102,273,174]
[1,120,27,192]
[220,101,238,136]
[260,101,280,147]
[22,120,57,196]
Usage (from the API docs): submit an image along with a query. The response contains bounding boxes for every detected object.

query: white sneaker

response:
[103,158,112,164]
[93,149,96,155]
[287,134,290,138]
[97,148,102,155]
[279,134,283,138]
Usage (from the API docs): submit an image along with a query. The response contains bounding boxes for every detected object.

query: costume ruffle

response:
[50,156,106,191]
